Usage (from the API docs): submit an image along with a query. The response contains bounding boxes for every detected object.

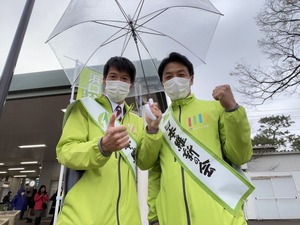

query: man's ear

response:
[102,77,106,85]
[130,83,134,89]
[190,75,194,85]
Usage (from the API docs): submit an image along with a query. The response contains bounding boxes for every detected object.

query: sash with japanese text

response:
[80,97,137,178]
[160,108,254,216]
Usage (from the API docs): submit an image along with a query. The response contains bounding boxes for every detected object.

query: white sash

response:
[160,109,254,216]
[80,97,137,178]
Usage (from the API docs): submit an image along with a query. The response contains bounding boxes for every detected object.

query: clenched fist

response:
[212,84,238,111]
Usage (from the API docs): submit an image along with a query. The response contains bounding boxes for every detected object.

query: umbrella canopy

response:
[47,0,222,97]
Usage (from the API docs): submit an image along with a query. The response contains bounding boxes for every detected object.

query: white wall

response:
[245,152,300,220]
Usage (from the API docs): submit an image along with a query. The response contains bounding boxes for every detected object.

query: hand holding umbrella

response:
[145,98,156,120]
[145,98,162,132]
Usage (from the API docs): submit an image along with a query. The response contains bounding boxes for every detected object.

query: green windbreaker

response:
[148,94,253,225]
[56,95,162,225]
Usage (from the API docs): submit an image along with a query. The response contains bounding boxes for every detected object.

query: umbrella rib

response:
[92,20,136,55]
[69,30,133,86]
[47,20,130,42]
[136,24,206,64]
[115,0,145,27]
[93,20,130,30]
[134,6,222,32]
[133,0,145,27]
[93,22,134,57]
[115,0,130,23]
[134,33,159,73]
[132,6,222,64]
[133,28,156,60]
[120,32,132,56]
[102,31,131,48]
[81,29,132,69]
[138,6,223,24]
[136,8,167,30]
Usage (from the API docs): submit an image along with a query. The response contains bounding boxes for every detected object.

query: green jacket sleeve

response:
[56,101,111,170]
[147,160,161,224]
[136,129,162,170]
[219,105,253,165]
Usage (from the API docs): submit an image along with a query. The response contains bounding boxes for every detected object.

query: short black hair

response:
[38,185,46,195]
[158,52,194,82]
[103,56,136,83]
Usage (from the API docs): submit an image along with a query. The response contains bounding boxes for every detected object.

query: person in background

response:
[11,188,27,220]
[49,189,61,225]
[34,185,49,225]
[56,56,162,225]
[147,52,253,225]
[26,188,37,223]
[2,191,11,204]
[2,191,11,211]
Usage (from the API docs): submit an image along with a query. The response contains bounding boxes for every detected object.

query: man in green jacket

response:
[56,56,162,225]
[148,52,253,225]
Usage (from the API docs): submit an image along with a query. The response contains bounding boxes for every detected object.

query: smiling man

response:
[147,52,254,225]
[56,56,163,225]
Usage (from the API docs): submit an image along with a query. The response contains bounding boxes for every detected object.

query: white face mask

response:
[105,80,131,103]
[163,77,191,100]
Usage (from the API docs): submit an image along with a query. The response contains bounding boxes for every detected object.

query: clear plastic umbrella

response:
[46,0,222,99]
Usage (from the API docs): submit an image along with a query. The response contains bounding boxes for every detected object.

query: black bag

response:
[42,202,47,209]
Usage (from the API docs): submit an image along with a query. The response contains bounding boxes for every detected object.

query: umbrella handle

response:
[145,98,156,121]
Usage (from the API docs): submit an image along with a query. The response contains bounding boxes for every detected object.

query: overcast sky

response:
[0,0,299,138]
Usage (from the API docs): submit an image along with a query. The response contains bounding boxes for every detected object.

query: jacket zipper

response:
[108,100,118,160]
[116,154,121,225]
[179,105,191,225]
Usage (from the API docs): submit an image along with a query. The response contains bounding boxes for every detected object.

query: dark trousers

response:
[34,216,41,225]
[19,210,25,220]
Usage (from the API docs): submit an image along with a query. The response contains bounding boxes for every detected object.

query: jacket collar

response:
[95,95,134,116]
[171,94,196,108]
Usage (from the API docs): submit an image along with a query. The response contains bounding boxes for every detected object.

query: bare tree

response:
[230,0,300,105]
